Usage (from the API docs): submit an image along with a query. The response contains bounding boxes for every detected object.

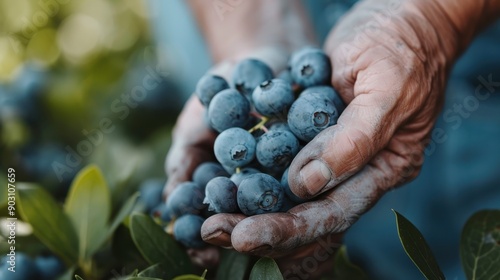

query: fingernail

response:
[203,231,232,247]
[203,230,223,241]
[300,160,331,196]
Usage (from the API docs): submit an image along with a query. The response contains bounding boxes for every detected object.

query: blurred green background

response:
[0,2,185,278]
[0,0,182,197]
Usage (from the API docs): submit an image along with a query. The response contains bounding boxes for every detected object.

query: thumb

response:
[288,92,398,199]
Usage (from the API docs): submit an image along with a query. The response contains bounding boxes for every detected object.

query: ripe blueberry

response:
[214,127,256,170]
[165,182,205,220]
[208,89,250,133]
[0,253,39,280]
[287,92,340,142]
[204,177,238,213]
[192,162,230,189]
[256,130,300,169]
[232,59,274,100]
[139,179,164,214]
[230,167,261,186]
[252,79,295,117]
[196,74,229,107]
[237,173,284,216]
[35,255,65,280]
[173,214,206,248]
[290,48,331,87]
[300,86,345,113]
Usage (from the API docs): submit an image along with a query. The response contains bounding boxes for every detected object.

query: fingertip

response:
[201,214,245,248]
[231,214,296,254]
[288,135,336,199]
[298,159,332,197]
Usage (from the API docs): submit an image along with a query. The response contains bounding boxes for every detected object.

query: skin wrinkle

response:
[167,0,500,272]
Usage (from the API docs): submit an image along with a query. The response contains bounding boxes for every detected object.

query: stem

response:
[248,116,269,133]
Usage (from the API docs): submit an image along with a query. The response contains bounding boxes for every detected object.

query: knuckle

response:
[396,145,425,183]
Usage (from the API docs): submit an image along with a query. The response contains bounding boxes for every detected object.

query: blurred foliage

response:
[0,0,181,202]
[0,2,182,278]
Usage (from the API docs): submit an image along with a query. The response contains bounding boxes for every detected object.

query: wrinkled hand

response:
[201,0,458,270]
[163,49,289,268]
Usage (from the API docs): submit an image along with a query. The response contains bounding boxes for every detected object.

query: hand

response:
[164,48,290,268]
[201,0,462,275]
[164,47,289,196]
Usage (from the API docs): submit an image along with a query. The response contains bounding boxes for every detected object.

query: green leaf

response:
[112,225,148,268]
[109,192,139,235]
[393,209,445,280]
[138,263,168,278]
[129,213,191,277]
[64,165,111,261]
[216,249,250,280]
[333,245,368,280]
[17,183,79,265]
[55,267,76,280]
[74,275,84,280]
[172,275,204,280]
[249,257,283,280]
[460,210,500,280]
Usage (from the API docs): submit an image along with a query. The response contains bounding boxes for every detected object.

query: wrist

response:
[188,0,315,63]
[407,0,500,59]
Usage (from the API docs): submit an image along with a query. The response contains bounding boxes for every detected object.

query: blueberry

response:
[139,179,165,213]
[208,89,251,132]
[269,122,292,133]
[165,182,205,219]
[287,92,340,142]
[290,48,331,87]
[159,203,173,222]
[14,64,48,100]
[203,177,239,213]
[230,167,261,186]
[232,59,274,100]
[20,144,75,194]
[281,168,306,203]
[214,128,256,170]
[252,79,295,117]
[196,74,229,107]
[192,162,230,189]
[237,173,284,216]
[300,86,345,113]
[173,214,206,248]
[34,255,65,280]
[256,130,300,169]
[0,253,39,280]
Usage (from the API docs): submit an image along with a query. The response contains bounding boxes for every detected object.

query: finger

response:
[230,148,413,254]
[163,145,213,198]
[275,236,342,277]
[163,96,216,198]
[186,246,220,269]
[288,93,394,199]
[288,49,418,199]
[201,213,247,248]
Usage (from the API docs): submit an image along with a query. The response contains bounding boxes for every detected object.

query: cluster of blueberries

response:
[0,66,78,194]
[162,48,345,248]
[0,253,64,280]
